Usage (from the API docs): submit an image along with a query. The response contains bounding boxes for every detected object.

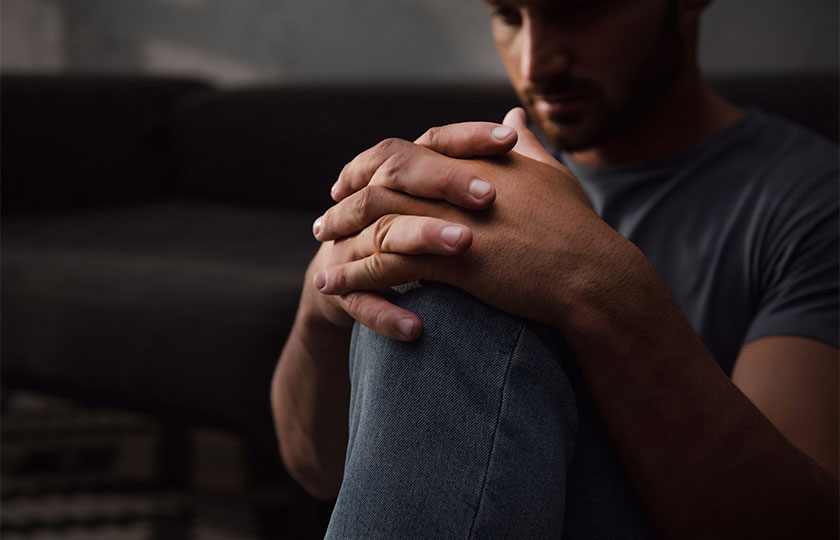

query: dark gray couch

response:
[1,72,837,449]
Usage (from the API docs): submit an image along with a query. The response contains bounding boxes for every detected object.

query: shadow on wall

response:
[0,0,505,85]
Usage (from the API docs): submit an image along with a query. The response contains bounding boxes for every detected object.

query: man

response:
[272,0,839,537]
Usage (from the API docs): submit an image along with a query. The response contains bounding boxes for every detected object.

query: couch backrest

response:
[2,72,836,214]
[0,75,212,214]
[170,72,839,212]
[168,84,520,211]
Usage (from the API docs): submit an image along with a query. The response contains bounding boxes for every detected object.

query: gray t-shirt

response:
[558,110,839,375]
[547,110,838,539]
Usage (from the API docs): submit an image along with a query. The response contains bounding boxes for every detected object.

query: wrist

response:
[295,296,353,342]
[552,227,672,346]
[295,278,353,343]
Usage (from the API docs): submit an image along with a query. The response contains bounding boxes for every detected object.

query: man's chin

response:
[537,117,605,153]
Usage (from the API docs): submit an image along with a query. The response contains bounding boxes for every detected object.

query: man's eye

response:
[492,6,522,26]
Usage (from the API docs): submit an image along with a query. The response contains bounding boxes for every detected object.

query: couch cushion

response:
[1,201,318,432]
[0,75,212,214]
[170,84,519,210]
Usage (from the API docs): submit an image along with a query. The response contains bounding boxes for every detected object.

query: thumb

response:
[502,107,560,167]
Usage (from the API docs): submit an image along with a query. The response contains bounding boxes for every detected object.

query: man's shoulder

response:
[724,110,838,205]
[736,110,838,177]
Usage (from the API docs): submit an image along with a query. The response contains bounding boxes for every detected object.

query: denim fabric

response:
[326,281,654,539]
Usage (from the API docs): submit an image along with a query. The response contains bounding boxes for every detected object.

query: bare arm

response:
[271,258,353,500]
[272,190,481,498]
[272,122,517,498]
[559,245,839,538]
[272,319,351,500]
[732,336,838,477]
[272,245,428,499]
[312,113,840,536]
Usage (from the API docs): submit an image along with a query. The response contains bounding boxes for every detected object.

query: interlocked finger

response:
[331,122,514,205]
[368,150,495,209]
[315,252,436,297]
[315,185,447,242]
[414,121,517,157]
[337,214,471,262]
[332,138,416,201]
[337,291,422,341]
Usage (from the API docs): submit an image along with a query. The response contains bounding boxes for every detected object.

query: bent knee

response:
[348,281,576,429]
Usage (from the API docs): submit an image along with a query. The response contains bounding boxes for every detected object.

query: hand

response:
[312,108,623,335]
[300,120,525,340]
[298,221,472,341]
[328,119,520,203]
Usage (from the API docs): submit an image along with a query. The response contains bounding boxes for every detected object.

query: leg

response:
[326,282,578,539]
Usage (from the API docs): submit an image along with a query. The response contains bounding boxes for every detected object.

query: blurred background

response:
[1,1,838,539]
[3,0,838,84]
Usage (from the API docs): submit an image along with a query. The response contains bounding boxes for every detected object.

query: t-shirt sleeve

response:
[743,164,839,348]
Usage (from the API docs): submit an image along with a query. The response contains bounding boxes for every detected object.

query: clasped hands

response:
[302,107,617,342]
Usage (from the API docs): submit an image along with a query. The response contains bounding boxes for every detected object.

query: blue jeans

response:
[326,282,654,539]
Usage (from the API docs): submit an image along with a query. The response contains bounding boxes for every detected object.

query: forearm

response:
[271,306,352,500]
[559,238,839,538]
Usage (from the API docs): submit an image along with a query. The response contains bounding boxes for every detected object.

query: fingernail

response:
[441,225,464,247]
[492,126,514,141]
[312,217,322,236]
[314,271,326,290]
[469,178,493,199]
[330,182,339,196]
[397,318,415,337]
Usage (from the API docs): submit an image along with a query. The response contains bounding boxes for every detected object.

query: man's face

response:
[487,0,685,151]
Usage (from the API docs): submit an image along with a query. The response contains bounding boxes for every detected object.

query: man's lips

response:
[533,92,590,115]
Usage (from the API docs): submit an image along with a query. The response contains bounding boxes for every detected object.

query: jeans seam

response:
[466,320,526,540]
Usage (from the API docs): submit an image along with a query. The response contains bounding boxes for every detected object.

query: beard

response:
[526,1,685,152]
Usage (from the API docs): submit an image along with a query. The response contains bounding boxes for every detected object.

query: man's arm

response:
[272,244,424,499]
[551,246,839,538]
[271,248,355,500]
[271,126,516,499]
[311,111,839,536]
[272,244,457,499]
[732,336,839,477]
[271,310,351,500]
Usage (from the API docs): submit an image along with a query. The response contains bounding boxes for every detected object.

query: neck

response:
[569,61,743,168]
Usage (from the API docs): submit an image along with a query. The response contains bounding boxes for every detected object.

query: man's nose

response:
[520,17,571,83]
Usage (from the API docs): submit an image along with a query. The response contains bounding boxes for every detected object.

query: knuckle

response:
[364,253,387,281]
[374,137,406,160]
[337,160,351,182]
[371,214,397,251]
[440,162,463,189]
[317,210,332,236]
[368,305,389,332]
[340,292,361,315]
[338,155,360,190]
[351,187,374,226]
[420,125,443,148]
[377,151,411,186]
